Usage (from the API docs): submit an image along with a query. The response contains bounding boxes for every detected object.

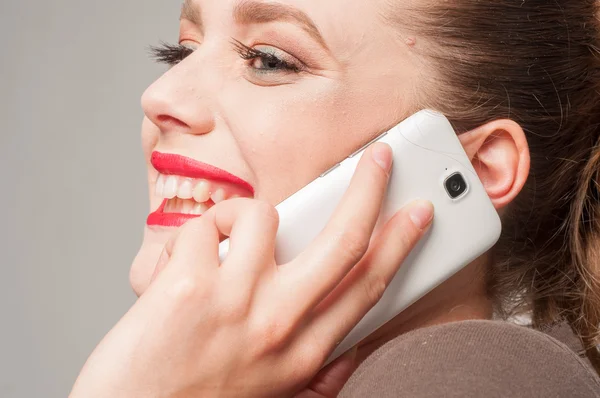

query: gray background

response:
[1,1,180,396]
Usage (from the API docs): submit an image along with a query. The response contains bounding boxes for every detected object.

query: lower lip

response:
[147,199,201,228]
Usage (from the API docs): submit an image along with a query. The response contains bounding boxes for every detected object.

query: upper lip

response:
[151,151,254,195]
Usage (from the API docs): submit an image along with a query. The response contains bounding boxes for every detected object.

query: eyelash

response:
[149,42,193,65]
[149,39,303,74]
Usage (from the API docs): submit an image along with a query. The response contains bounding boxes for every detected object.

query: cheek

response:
[220,81,363,203]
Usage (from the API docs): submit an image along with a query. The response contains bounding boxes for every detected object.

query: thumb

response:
[295,346,358,398]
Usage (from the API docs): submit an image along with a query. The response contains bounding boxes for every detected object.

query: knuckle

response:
[338,228,370,262]
[218,302,250,323]
[305,345,327,373]
[252,200,279,224]
[166,276,206,304]
[302,332,328,369]
[251,315,295,353]
[218,287,252,322]
[203,198,231,215]
[287,344,324,384]
[362,271,388,307]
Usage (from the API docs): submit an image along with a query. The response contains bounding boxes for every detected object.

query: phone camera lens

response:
[450,180,461,192]
[445,173,468,199]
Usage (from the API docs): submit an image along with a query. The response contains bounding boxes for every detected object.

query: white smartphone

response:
[218,110,501,366]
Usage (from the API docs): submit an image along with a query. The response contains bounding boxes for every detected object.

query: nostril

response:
[156,114,189,130]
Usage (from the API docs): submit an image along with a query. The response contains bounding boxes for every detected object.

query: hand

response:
[70,143,434,398]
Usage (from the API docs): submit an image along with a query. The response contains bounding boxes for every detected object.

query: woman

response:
[71,0,600,396]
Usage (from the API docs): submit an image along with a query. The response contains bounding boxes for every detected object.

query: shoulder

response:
[340,320,600,398]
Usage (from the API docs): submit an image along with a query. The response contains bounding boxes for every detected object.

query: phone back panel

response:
[219,110,501,364]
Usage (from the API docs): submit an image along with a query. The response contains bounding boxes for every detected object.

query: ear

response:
[458,120,530,209]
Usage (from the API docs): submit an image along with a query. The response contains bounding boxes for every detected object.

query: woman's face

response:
[131,0,423,296]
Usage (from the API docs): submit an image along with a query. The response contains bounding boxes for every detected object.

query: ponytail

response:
[569,133,600,368]
[392,0,600,371]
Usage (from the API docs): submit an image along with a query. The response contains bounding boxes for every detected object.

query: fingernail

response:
[409,200,434,229]
[372,144,392,172]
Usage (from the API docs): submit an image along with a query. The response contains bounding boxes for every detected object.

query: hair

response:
[388,0,600,370]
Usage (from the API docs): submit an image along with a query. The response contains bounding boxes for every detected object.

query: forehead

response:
[288,0,391,46]
[185,0,396,58]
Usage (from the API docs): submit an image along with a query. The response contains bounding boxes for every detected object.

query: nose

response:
[141,63,216,136]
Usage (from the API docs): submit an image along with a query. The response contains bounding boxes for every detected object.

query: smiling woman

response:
[70,0,600,397]
[131,0,420,295]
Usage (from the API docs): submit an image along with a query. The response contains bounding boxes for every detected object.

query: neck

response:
[355,256,493,365]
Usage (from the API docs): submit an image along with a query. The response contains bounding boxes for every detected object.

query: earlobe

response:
[458,120,530,209]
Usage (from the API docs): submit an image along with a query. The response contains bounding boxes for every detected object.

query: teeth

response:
[178,178,194,200]
[155,174,166,196]
[164,176,178,199]
[169,197,178,213]
[193,180,211,203]
[191,202,210,215]
[154,173,250,212]
[211,188,226,203]
[164,198,173,212]
[181,199,195,214]
[175,198,184,213]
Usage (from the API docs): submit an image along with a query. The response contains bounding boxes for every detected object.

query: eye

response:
[149,42,194,66]
[252,53,297,72]
[231,39,304,74]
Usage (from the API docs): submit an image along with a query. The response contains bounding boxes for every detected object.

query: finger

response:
[202,197,252,238]
[202,198,278,267]
[190,199,279,312]
[157,199,274,281]
[166,215,221,272]
[219,199,279,273]
[178,198,257,267]
[300,200,433,356]
[281,143,393,316]
[294,346,358,398]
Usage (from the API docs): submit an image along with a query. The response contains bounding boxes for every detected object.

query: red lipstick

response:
[147,199,199,227]
[150,152,254,194]
[147,152,254,228]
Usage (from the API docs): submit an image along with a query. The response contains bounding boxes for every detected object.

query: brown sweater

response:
[339,320,600,397]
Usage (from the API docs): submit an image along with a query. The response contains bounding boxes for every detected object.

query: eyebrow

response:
[181,0,202,31]
[180,0,330,53]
